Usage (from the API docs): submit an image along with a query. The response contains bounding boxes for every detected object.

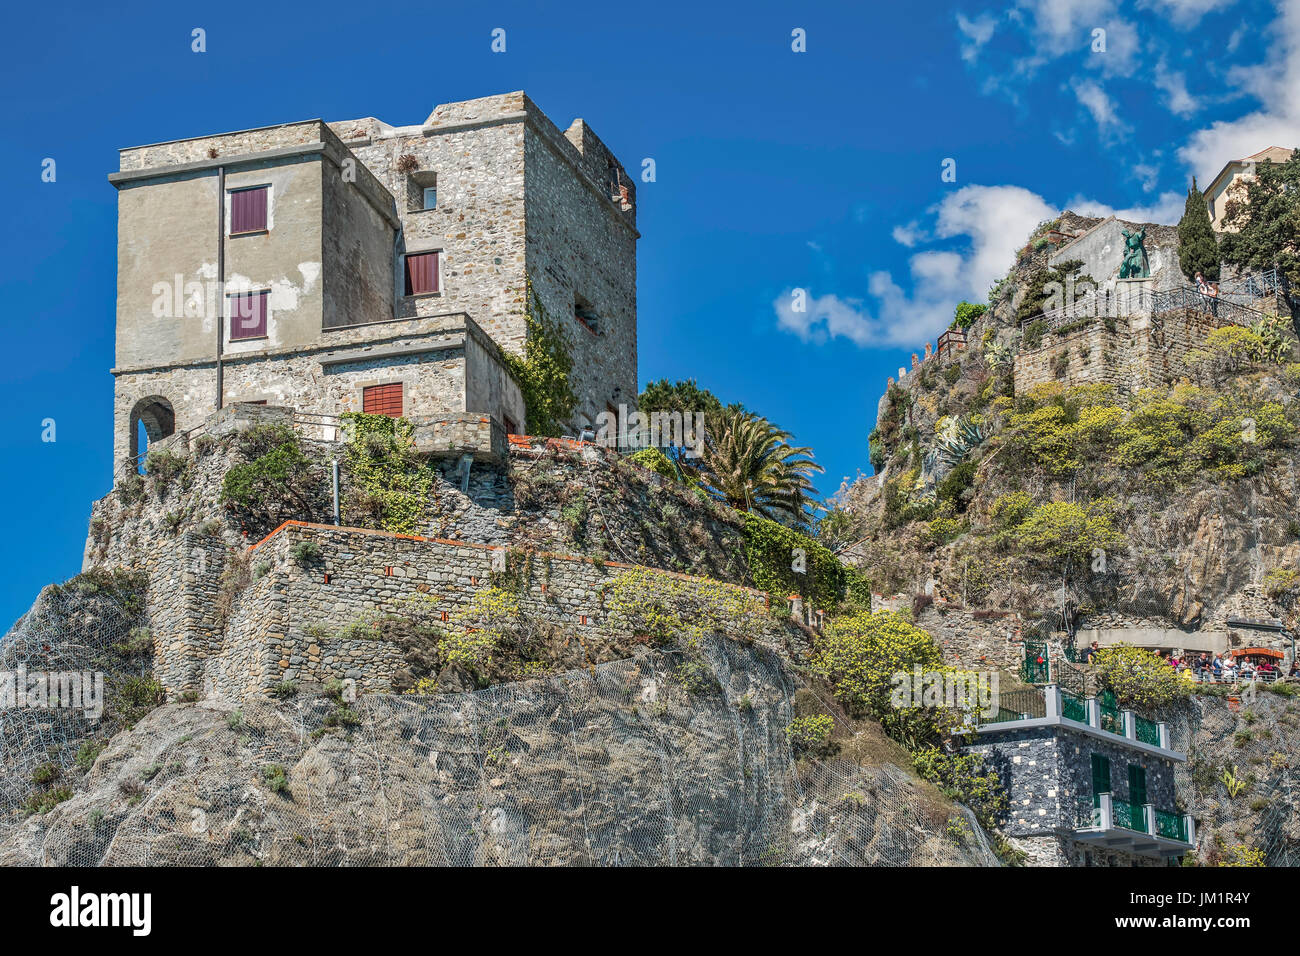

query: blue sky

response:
[0,0,1295,625]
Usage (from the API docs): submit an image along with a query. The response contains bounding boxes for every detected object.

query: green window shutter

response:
[1091,753,1111,794]
[1128,764,1147,806]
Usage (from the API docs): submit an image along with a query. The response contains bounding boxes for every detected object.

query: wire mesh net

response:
[2,622,995,867]
[0,576,150,835]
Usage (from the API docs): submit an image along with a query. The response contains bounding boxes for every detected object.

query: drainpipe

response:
[215,165,225,410]
[332,459,340,525]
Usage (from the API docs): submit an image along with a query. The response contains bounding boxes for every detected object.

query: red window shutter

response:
[230,187,268,234]
[363,383,404,418]
[229,291,268,339]
[404,252,439,295]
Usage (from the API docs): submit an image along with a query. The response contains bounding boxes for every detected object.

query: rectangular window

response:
[1090,753,1111,795]
[404,252,439,295]
[423,187,437,210]
[362,383,403,418]
[230,186,269,234]
[228,290,268,340]
[502,415,518,436]
[1128,764,1147,806]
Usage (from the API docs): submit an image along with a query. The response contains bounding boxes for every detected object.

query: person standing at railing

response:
[1211,654,1224,681]
[1207,280,1220,318]
[1195,272,1208,295]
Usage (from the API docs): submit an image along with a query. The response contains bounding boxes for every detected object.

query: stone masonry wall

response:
[968,725,1178,838]
[1012,307,1241,395]
[201,522,793,701]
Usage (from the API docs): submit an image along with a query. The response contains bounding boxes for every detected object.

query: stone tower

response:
[108,91,637,476]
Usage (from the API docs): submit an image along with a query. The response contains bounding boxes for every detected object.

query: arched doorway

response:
[129,396,176,470]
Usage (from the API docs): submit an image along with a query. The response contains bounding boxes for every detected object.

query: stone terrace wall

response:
[1013,321,1133,393]
[202,521,797,702]
[1013,307,1243,394]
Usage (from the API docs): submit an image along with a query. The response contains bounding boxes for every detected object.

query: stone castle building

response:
[108,91,638,475]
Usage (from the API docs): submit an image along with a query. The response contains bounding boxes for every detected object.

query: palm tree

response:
[694,407,824,527]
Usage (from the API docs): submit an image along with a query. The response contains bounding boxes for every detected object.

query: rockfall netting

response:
[0,574,152,828]
[0,624,996,867]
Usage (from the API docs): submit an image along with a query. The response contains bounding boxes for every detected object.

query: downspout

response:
[215,165,225,410]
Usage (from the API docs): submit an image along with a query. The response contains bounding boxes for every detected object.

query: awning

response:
[1231,647,1283,658]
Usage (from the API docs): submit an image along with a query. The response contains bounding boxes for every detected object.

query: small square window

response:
[363,383,403,418]
[404,252,439,296]
[228,290,268,340]
[423,187,437,210]
[230,186,268,234]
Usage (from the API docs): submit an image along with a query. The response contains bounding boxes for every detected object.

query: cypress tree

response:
[1178,176,1220,282]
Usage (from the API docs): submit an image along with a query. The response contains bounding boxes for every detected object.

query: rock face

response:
[0,635,997,867]
[1169,688,1300,866]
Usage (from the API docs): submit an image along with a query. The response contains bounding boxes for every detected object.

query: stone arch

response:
[129,395,176,460]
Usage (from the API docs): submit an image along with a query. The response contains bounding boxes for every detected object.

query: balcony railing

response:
[1061,689,1088,723]
[1134,714,1162,747]
[1149,287,1264,327]
[1111,796,1147,833]
[1077,794,1194,848]
[1155,808,1189,843]
[979,688,1046,725]
[976,685,1174,753]
[1098,692,1123,735]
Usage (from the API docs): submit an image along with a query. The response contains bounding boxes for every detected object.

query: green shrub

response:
[953,302,987,330]
[262,764,290,794]
[341,413,436,534]
[23,787,73,816]
[786,715,835,757]
[290,541,322,567]
[75,740,105,772]
[1093,644,1192,710]
[220,425,323,536]
[912,747,1008,829]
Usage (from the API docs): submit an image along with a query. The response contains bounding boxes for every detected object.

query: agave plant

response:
[933,415,993,468]
[984,341,1013,369]
[693,407,824,527]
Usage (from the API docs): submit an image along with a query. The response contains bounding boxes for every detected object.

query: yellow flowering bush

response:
[1092,644,1191,710]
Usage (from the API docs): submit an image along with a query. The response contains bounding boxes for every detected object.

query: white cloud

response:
[1153,60,1198,117]
[1132,162,1161,193]
[1179,0,1300,180]
[1138,0,1237,27]
[956,12,997,62]
[1018,0,1118,55]
[1064,189,1185,224]
[1088,19,1142,77]
[1072,78,1129,137]
[774,185,1057,349]
[891,221,924,247]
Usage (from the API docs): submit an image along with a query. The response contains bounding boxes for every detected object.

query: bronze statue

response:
[1119,226,1149,279]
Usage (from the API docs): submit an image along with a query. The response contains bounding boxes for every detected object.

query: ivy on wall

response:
[341,413,436,535]
[740,512,870,611]
[502,277,578,437]
[220,424,324,537]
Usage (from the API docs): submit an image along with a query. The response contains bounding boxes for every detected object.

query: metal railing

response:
[1219,268,1285,303]
[1079,794,1192,844]
[1155,808,1189,843]
[1134,714,1162,747]
[979,688,1046,725]
[1111,796,1147,833]
[1098,692,1123,735]
[1061,689,1088,723]
[1150,286,1265,327]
